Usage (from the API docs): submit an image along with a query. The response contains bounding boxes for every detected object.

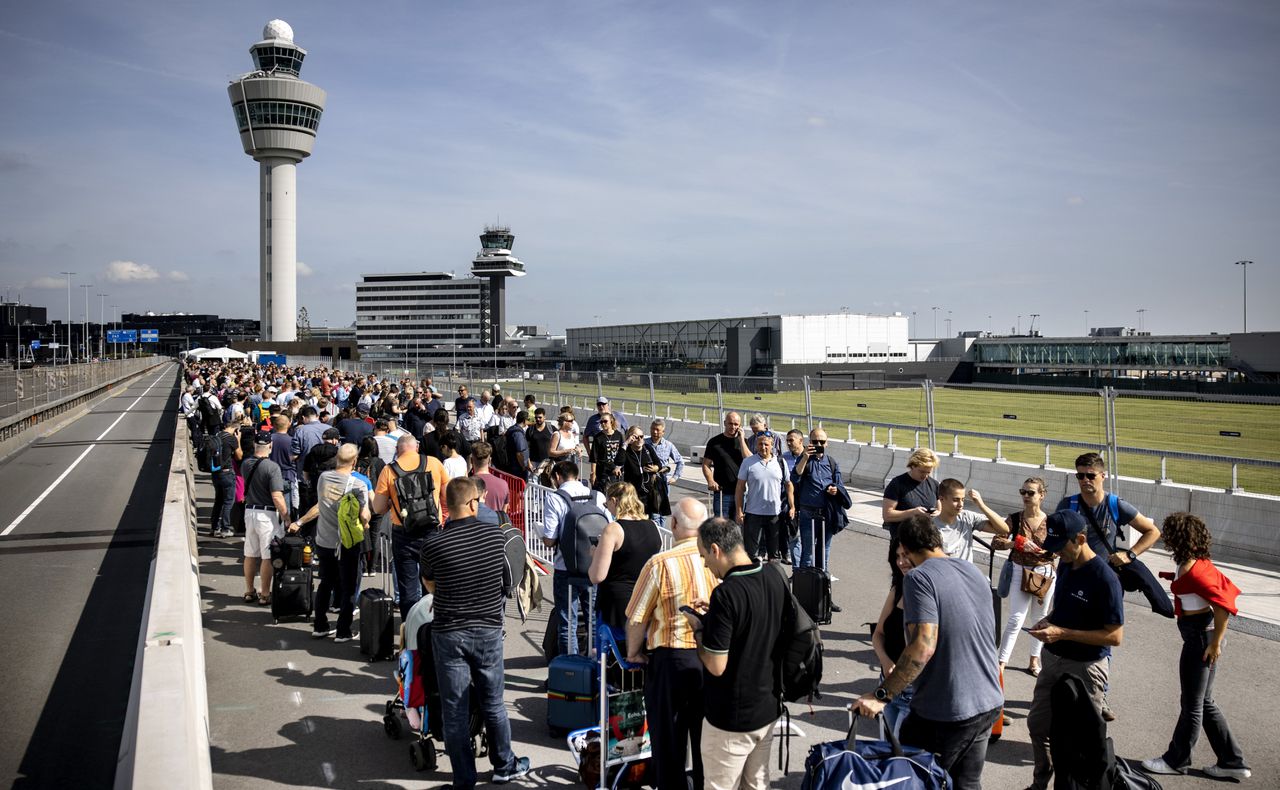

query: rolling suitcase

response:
[547,577,600,736]
[361,532,396,661]
[976,536,1004,741]
[272,566,314,624]
[792,512,833,625]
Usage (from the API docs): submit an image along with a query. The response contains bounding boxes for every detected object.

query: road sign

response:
[48,342,61,349]
[29,340,40,349]
[140,329,159,343]
[107,330,137,343]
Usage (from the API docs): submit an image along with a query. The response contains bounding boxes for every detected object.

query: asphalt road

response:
[200,475,1280,789]
[0,364,177,788]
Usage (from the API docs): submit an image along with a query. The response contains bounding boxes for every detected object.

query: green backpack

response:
[337,480,365,549]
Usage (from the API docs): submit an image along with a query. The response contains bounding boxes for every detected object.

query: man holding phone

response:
[790,429,842,583]
[702,412,748,522]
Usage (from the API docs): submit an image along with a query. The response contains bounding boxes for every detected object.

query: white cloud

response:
[105,260,160,283]
[296,261,314,277]
[26,276,65,289]
[167,270,191,282]
[1066,195,1085,206]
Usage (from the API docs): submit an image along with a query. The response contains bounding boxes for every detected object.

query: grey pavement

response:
[0,364,178,787]
[201,470,1280,789]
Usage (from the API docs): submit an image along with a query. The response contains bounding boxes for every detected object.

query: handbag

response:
[1079,502,1175,618]
[1020,566,1053,603]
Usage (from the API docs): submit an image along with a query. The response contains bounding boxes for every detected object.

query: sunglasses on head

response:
[1075,472,1100,480]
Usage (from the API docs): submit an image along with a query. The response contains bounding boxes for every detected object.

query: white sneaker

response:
[1203,764,1251,780]
[1140,758,1182,775]
[829,574,840,582]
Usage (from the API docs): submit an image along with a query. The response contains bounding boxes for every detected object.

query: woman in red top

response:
[1141,512,1250,780]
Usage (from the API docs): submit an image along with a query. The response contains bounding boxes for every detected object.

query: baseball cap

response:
[597,396,610,405]
[1040,510,1088,553]
[253,432,273,446]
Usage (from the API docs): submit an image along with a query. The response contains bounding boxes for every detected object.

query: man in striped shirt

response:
[624,497,718,790]
[420,477,531,788]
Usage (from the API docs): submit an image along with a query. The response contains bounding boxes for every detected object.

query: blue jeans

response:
[391,527,427,621]
[553,571,594,655]
[880,674,915,739]
[431,626,519,788]
[797,509,834,569]
[648,513,666,529]
[210,471,236,534]
[710,491,737,522]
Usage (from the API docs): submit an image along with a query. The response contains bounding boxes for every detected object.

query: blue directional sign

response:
[107,330,137,343]
[140,329,159,343]
[29,340,40,349]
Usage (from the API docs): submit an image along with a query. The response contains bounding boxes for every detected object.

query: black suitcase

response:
[361,533,396,660]
[272,566,313,623]
[792,512,833,625]
[271,534,308,570]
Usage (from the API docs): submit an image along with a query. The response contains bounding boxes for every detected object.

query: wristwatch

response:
[873,686,891,702]
[1123,549,1137,562]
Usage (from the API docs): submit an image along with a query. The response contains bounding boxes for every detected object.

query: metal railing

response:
[522,479,673,570]
[1,356,162,420]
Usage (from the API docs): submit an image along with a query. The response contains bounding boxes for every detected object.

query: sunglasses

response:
[1075,472,1100,480]
[812,440,827,445]
[1018,489,1040,497]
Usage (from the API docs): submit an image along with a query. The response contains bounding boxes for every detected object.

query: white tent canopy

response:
[189,346,248,361]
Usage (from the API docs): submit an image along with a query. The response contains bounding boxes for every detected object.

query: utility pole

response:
[80,284,91,361]
[1234,261,1253,332]
[59,271,74,366]
[931,306,939,339]
[98,294,108,359]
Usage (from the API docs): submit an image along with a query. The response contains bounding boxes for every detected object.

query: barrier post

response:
[803,375,813,432]
[648,372,656,419]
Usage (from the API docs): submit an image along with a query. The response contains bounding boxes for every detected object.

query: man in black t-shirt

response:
[525,408,553,468]
[701,412,748,523]
[209,417,243,538]
[686,517,787,790]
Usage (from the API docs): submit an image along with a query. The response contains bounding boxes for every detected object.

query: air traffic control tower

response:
[227,20,326,342]
[470,226,526,348]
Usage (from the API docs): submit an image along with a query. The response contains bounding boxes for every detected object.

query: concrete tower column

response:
[266,158,297,342]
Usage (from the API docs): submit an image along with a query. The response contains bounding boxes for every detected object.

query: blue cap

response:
[1041,510,1088,553]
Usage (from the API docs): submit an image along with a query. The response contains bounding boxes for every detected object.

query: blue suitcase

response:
[547,578,599,736]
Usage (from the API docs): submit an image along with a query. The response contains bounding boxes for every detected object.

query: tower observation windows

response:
[251,46,305,76]
[233,100,323,133]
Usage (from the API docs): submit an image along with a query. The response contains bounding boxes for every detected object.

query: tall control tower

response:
[227,20,326,342]
[470,226,526,347]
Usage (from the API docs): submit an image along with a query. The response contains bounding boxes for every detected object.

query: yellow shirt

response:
[625,536,719,650]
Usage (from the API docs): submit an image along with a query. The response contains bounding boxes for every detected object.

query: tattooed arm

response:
[852,622,937,717]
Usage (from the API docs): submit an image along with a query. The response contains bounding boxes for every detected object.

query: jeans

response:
[646,648,705,790]
[391,527,428,621]
[281,478,299,521]
[710,491,737,523]
[648,513,666,529]
[797,509,834,569]
[899,706,1001,790]
[314,544,360,638]
[1160,611,1247,771]
[552,571,594,655]
[431,626,519,789]
[880,675,915,740]
[210,471,236,534]
[742,512,781,559]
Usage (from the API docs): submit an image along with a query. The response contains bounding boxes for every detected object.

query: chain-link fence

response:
[0,357,163,422]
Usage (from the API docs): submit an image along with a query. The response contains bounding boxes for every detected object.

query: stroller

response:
[382,617,488,772]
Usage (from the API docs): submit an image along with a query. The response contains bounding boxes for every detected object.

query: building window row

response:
[252,46,305,76]
[356,284,485,293]
[233,100,322,132]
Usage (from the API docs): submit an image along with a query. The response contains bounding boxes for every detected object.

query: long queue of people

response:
[178,361,1250,790]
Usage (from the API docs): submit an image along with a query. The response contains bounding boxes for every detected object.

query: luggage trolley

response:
[566,623,652,789]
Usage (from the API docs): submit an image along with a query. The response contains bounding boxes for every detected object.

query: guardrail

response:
[0,358,165,448]
[114,396,212,790]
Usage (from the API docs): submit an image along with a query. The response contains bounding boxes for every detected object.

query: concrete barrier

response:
[115,395,212,789]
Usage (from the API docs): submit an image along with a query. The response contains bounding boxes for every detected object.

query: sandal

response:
[257,593,271,606]
[1028,661,1042,677]
[243,591,257,603]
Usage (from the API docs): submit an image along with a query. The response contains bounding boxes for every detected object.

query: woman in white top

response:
[549,413,585,462]
[439,432,468,479]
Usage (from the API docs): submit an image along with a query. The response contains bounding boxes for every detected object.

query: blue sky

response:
[1,1,1276,337]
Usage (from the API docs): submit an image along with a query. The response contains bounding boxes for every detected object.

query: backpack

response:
[486,424,511,473]
[337,478,365,549]
[204,433,226,473]
[556,490,610,578]
[773,565,824,703]
[390,458,441,537]
[1068,493,1125,544]
[198,394,221,431]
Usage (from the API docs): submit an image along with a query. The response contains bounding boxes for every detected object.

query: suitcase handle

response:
[845,711,904,757]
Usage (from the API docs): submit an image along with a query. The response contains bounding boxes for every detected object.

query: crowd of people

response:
[179,360,1251,789]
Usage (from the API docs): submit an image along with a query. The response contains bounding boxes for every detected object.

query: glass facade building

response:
[972,335,1232,374]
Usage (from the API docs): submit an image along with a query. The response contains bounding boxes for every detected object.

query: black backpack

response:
[204,433,227,473]
[772,565,824,703]
[556,490,609,578]
[486,424,511,473]
[198,394,221,432]
[390,458,441,537]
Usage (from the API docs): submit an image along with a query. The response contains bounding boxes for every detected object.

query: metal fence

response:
[1,357,164,421]
[256,359,1280,496]
[522,479,673,570]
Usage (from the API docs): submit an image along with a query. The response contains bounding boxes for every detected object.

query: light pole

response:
[59,271,74,365]
[987,315,992,335]
[911,310,917,338]
[931,306,939,339]
[1235,261,1253,332]
[1084,309,1089,336]
[98,294,108,359]
[1017,314,1022,335]
[945,310,952,337]
[80,284,92,361]
[1136,308,1146,333]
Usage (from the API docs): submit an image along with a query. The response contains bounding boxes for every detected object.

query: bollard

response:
[848,424,853,442]
[683,406,688,422]
[1158,457,1170,484]
[994,439,1005,462]
[952,435,960,456]
[887,428,894,447]
[1044,444,1053,468]
[1229,463,1241,493]
[870,426,878,446]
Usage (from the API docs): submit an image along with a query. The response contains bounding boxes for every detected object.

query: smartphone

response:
[679,605,703,618]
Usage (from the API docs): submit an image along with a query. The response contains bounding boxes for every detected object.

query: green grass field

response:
[515,377,1280,495]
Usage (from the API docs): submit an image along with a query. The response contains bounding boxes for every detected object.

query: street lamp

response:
[58,271,74,365]
[931,306,939,339]
[80,284,92,361]
[1084,309,1089,336]
[1235,261,1253,332]
[98,294,108,359]
[945,310,952,338]
[1136,308,1146,333]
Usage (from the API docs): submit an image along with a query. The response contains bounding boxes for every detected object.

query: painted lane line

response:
[0,367,171,538]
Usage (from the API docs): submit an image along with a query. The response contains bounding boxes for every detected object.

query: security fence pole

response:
[1105,386,1120,497]
[803,375,814,432]
[714,374,724,422]
[555,369,562,407]
[596,371,603,402]
[647,372,657,419]
[924,379,937,450]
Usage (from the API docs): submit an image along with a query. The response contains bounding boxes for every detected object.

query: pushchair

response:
[382,618,488,772]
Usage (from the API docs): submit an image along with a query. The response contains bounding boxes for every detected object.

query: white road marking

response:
[0,367,171,538]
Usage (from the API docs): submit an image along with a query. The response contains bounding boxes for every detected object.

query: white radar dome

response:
[263,19,294,42]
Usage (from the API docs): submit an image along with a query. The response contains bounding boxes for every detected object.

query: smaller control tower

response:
[227,20,327,342]
[470,226,526,348]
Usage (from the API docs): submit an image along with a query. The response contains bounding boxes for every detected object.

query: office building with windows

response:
[356,272,490,363]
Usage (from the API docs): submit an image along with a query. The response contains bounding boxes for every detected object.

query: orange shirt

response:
[374,451,449,527]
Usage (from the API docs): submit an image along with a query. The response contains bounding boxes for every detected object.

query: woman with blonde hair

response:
[588,481,662,636]
[1142,513,1249,779]
[881,447,939,561]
